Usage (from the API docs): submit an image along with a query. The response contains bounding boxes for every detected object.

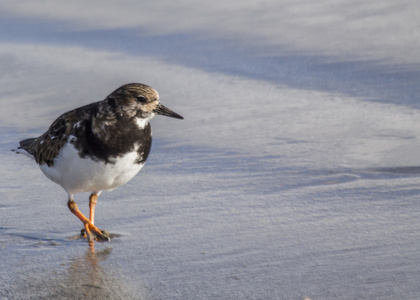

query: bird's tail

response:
[15,138,37,158]
[19,138,36,151]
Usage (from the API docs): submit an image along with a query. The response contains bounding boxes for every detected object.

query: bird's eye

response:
[136,96,147,103]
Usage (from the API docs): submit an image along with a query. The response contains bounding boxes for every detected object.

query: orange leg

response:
[67,199,110,243]
[89,194,98,225]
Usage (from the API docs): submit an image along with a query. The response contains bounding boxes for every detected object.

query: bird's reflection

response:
[55,245,112,299]
[47,244,141,299]
[67,245,112,297]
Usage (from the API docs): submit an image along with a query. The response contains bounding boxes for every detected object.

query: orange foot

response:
[68,198,111,243]
[81,226,111,243]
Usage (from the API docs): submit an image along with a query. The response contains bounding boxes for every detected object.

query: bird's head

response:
[105,83,184,122]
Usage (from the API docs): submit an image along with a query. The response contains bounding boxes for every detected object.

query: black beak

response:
[154,103,184,119]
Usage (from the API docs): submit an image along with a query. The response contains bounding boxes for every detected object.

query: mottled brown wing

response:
[28,110,77,166]
[19,102,99,167]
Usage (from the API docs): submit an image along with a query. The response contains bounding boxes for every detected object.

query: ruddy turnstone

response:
[18,83,183,243]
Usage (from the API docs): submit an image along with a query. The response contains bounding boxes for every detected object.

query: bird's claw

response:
[81,228,111,242]
[96,229,111,242]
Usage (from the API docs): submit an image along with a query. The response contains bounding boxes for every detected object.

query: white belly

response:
[40,142,144,194]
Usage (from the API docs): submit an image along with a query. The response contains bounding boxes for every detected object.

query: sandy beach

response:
[1,1,420,299]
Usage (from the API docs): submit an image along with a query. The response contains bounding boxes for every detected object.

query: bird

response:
[18,83,183,243]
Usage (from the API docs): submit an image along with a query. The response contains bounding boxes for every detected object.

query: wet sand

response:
[1,1,420,299]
